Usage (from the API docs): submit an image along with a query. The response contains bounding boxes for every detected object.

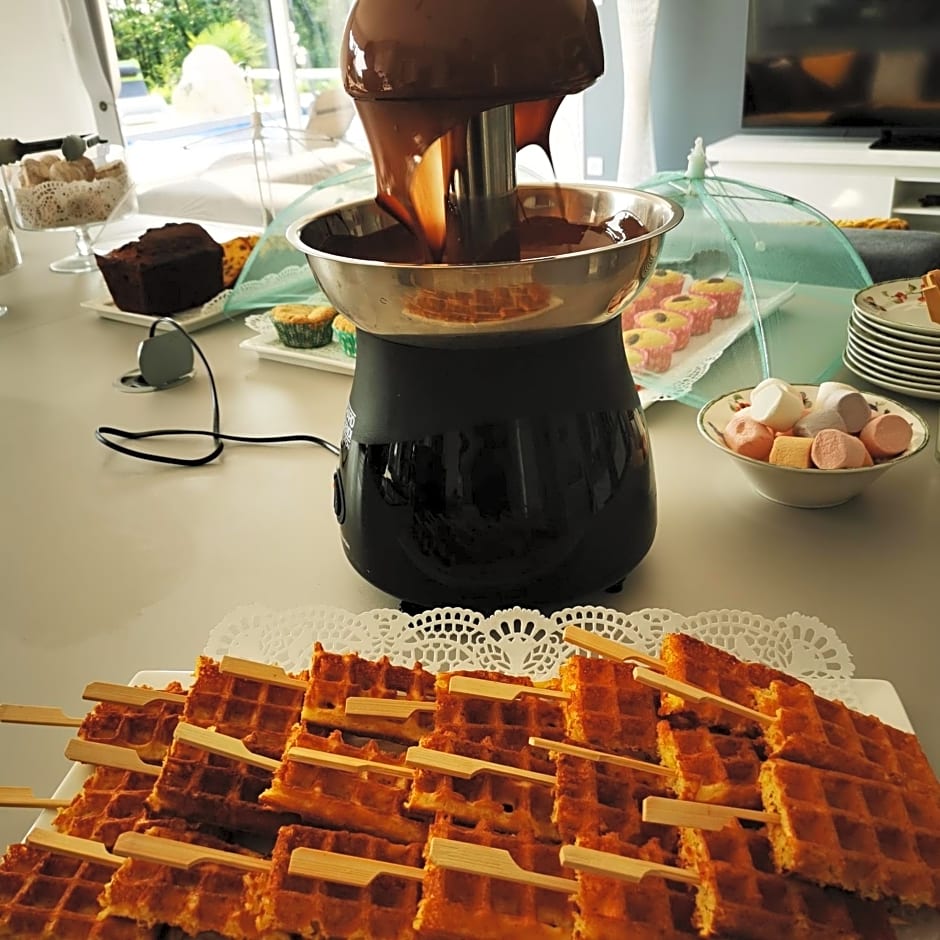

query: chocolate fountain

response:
[286,0,682,610]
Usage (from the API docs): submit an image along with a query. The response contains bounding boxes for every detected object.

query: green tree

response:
[189,20,266,68]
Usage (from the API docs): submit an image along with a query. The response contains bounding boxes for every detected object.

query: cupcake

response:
[634,309,692,351]
[689,276,743,319]
[622,328,676,373]
[624,345,649,374]
[620,283,661,329]
[645,268,686,300]
[661,293,717,336]
[332,313,358,357]
[269,303,337,348]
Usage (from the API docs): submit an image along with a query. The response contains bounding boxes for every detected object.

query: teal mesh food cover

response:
[631,138,872,407]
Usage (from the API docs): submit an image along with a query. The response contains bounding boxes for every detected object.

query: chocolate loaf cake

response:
[96,222,224,315]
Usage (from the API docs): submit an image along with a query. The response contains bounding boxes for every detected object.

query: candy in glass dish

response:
[0,133,135,274]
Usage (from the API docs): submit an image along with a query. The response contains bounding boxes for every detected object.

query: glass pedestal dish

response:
[1,142,135,274]
[0,187,22,315]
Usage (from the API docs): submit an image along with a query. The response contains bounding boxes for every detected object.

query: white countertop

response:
[1,224,938,852]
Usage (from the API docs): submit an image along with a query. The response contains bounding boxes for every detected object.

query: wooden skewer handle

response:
[405,746,556,786]
[527,737,675,779]
[631,667,771,726]
[26,829,122,866]
[113,832,271,873]
[343,697,436,720]
[173,723,280,771]
[562,626,665,671]
[289,847,424,886]
[64,738,161,776]
[0,787,72,809]
[286,746,414,778]
[82,682,187,707]
[560,844,700,886]
[219,656,307,690]
[0,705,83,727]
[447,676,569,702]
[642,796,778,831]
[428,838,576,894]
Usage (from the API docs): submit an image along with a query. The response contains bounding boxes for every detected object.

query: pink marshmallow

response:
[859,413,913,459]
[810,428,869,469]
[724,412,775,461]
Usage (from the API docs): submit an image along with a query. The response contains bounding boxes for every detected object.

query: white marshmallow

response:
[752,377,797,398]
[816,381,857,405]
[792,407,847,438]
[748,383,805,431]
[815,388,872,434]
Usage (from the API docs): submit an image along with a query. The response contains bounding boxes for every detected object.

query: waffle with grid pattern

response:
[658,633,807,737]
[52,766,154,851]
[656,720,764,810]
[100,823,272,939]
[414,816,575,940]
[678,819,897,939]
[248,823,424,938]
[570,832,698,940]
[406,730,557,840]
[559,656,660,760]
[303,643,437,745]
[760,756,940,909]
[756,680,940,791]
[0,843,155,939]
[261,724,427,844]
[77,683,186,763]
[552,753,675,851]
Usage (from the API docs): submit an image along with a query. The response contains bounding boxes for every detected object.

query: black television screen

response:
[743,0,940,138]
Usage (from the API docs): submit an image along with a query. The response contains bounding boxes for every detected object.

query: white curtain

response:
[616,0,661,184]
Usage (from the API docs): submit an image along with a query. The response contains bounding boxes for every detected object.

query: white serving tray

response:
[240,329,356,376]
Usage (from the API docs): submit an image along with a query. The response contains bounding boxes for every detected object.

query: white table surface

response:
[1,224,938,853]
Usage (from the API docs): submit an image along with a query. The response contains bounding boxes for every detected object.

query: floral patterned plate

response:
[853,277,940,339]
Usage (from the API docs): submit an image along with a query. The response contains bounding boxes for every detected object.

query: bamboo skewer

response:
[289,848,425,886]
[559,844,700,887]
[562,626,666,672]
[527,737,675,779]
[428,838,577,894]
[0,787,72,809]
[630,667,771,726]
[219,656,307,690]
[113,831,271,873]
[405,746,556,785]
[82,682,187,708]
[173,723,280,772]
[343,698,437,720]
[0,704,83,727]
[64,739,161,776]
[447,676,569,702]
[286,746,415,779]
[642,796,778,831]
[26,829,123,866]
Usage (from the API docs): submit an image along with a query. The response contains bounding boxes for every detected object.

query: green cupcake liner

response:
[333,326,357,357]
[272,319,334,349]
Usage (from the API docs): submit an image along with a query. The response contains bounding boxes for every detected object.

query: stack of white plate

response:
[845,278,940,400]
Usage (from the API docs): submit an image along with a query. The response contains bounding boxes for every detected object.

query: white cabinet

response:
[707,134,940,231]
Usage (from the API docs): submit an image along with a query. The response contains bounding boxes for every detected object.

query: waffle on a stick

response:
[552,753,674,850]
[261,725,427,844]
[406,730,557,840]
[756,680,940,791]
[414,816,575,940]
[658,633,805,736]
[570,832,698,940]
[559,656,659,760]
[656,720,764,810]
[52,767,154,851]
[100,823,273,939]
[679,819,897,939]
[303,643,437,745]
[249,824,423,939]
[0,842,154,939]
[78,682,186,762]
[760,756,940,908]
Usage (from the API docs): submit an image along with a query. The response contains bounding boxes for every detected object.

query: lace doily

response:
[204,604,857,706]
[11,165,132,230]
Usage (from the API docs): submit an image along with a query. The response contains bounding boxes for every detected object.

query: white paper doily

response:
[204,605,857,706]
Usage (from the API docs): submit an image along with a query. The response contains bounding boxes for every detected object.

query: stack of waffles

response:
[0,633,937,938]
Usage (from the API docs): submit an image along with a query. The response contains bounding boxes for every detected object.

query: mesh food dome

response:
[630,138,872,407]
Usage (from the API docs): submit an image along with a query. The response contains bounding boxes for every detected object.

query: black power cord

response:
[95,317,340,466]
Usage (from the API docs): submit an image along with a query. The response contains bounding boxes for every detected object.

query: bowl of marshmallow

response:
[697,379,929,508]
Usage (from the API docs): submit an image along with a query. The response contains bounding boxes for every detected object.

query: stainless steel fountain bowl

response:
[285,183,682,340]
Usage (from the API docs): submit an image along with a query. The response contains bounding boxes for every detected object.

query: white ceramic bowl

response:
[696,384,930,508]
